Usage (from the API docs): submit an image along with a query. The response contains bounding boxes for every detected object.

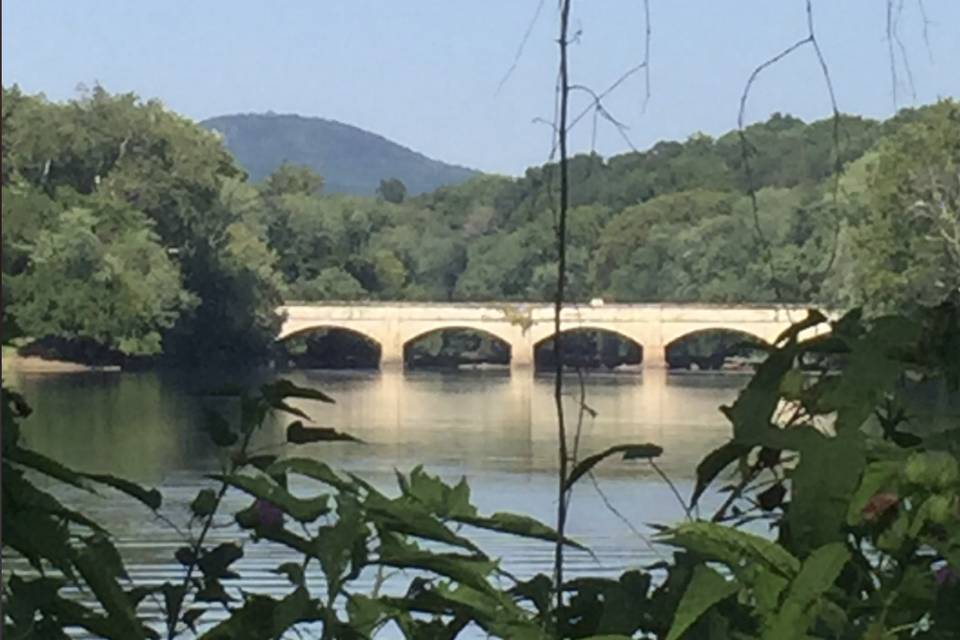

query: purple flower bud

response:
[254,498,284,529]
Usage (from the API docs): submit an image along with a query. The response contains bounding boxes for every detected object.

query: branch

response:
[496,0,547,95]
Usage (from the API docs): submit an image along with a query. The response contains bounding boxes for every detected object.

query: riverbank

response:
[2,348,121,374]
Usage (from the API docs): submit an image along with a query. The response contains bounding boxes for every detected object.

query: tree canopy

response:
[3,85,957,363]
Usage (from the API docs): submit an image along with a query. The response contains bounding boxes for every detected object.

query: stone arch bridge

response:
[277,302,822,369]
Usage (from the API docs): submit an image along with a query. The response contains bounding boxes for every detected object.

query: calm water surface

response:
[6,367,746,634]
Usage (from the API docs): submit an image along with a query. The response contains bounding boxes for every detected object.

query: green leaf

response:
[690,441,751,509]
[198,587,319,639]
[215,472,331,523]
[846,460,902,525]
[666,565,739,640]
[661,522,800,578]
[8,574,130,640]
[397,466,475,518]
[365,492,480,552]
[3,507,76,578]
[182,609,205,633]
[195,578,234,605]
[4,465,106,533]
[203,409,238,447]
[286,420,361,444]
[6,447,92,491]
[267,457,357,493]
[273,562,305,586]
[762,542,850,639]
[245,454,277,471]
[787,429,866,554]
[378,536,497,595]
[454,512,587,550]
[198,542,243,580]
[511,574,553,615]
[190,488,218,518]
[564,443,663,491]
[84,473,162,511]
[74,538,149,639]
[269,400,311,420]
[263,379,336,404]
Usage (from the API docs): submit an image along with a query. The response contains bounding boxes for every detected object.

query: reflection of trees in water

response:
[277,329,381,369]
[535,331,642,371]
[405,330,510,370]
[666,330,766,371]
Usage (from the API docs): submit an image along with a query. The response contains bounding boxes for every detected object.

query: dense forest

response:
[2,86,958,364]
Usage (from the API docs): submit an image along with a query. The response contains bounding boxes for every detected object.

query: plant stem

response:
[552,0,572,622]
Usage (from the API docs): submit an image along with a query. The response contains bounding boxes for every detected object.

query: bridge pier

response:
[642,344,668,369]
[509,334,534,371]
[380,319,405,369]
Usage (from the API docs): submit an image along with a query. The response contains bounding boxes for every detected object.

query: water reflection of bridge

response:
[278,302,822,370]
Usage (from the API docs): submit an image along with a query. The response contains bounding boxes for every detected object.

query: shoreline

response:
[2,352,122,374]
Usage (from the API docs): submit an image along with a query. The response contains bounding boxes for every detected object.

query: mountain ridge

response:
[200,112,479,196]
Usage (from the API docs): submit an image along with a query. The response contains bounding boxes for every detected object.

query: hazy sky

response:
[3,1,958,175]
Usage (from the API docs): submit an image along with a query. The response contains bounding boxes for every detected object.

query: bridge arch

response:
[402,325,513,368]
[664,327,771,371]
[278,323,384,347]
[276,324,384,369]
[660,322,783,348]
[533,326,644,370]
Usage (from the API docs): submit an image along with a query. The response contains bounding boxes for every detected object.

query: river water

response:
[5,367,746,634]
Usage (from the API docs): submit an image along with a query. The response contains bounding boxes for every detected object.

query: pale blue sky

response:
[3,1,958,175]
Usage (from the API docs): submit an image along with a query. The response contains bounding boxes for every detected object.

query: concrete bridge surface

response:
[277,301,822,369]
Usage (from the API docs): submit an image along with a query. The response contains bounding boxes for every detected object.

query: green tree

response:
[263,162,324,197]
[376,177,407,203]
[835,101,960,312]
[2,86,284,362]
[290,267,367,301]
[7,201,191,358]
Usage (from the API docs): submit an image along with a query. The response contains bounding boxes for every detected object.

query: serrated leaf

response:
[198,587,318,639]
[84,474,162,511]
[214,472,330,522]
[454,512,587,550]
[377,536,497,595]
[267,457,357,493]
[365,492,479,552]
[198,543,243,580]
[6,447,92,491]
[661,521,800,578]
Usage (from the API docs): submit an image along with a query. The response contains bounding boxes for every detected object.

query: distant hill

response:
[200,113,479,196]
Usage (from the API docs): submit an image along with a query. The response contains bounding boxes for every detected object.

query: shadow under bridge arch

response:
[533,327,644,372]
[276,324,383,370]
[402,325,513,371]
[664,327,770,372]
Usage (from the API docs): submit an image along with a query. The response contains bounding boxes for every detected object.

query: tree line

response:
[2,86,957,364]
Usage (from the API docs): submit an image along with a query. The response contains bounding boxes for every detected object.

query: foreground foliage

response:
[3,302,960,638]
